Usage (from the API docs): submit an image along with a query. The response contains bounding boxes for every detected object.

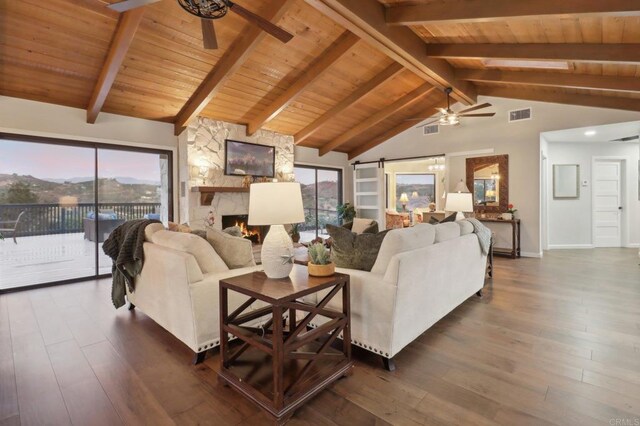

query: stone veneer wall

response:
[184,117,294,229]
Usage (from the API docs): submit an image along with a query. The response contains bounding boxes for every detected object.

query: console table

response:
[478,218,521,259]
[218,265,353,423]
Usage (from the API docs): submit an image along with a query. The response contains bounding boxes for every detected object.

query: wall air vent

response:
[508,108,532,122]
[423,124,439,136]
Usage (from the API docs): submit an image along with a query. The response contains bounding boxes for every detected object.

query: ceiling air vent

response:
[508,108,532,122]
[423,124,439,136]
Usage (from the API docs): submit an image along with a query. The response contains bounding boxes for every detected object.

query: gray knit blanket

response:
[464,218,492,255]
[102,219,160,309]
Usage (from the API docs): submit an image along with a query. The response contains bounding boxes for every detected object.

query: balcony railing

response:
[0,203,160,237]
[300,207,340,232]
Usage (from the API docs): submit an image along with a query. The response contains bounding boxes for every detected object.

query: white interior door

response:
[593,160,622,247]
[353,163,384,227]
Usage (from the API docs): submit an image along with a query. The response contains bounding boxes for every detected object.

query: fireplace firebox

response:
[221,215,268,245]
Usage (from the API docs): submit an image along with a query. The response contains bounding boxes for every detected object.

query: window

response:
[395,173,435,211]
[0,134,172,292]
[474,179,498,206]
[293,165,342,242]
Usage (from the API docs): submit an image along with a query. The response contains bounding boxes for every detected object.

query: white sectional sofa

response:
[309,221,488,370]
[127,224,262,363]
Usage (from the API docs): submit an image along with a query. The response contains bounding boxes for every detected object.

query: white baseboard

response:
[626,243,640,248]
[521,251,542,258]
[547,244,595,250]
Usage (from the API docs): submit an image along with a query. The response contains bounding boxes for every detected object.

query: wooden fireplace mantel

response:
[192,186,249,205]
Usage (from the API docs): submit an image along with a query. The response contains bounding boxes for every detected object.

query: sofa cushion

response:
[458,220,474,236]
[434,222,461,243]
[206,228,256,269]
[371,223,436,275]
[351,218,374,234]
[151,230,228,274]
[326,224,388,272]
[144,222,165,242]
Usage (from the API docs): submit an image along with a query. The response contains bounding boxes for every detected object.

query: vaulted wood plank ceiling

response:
[1,0,639,159]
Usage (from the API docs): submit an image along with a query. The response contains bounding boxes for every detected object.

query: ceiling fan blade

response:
[107,0,160,12]
[457,102,492,115]
[201,19,218,50]
[459,112,496,118]
[229,2,293,43]
[436,107,448,114]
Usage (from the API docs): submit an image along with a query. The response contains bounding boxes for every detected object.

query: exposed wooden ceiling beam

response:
[294,62,404,145]
[457,69,640,93]
[428,44,640,64]
[386,0,640,26]
[246,31,359,136]
[348,98,449,160]
[477,86,640,112]
[319,83,436,155]
[304,0,476,105]
[87,8,144,124]
[173,0,293,136]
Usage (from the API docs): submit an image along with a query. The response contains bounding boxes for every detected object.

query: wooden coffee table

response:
[218,265,352,423]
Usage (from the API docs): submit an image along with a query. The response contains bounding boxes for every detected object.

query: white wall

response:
[0,96,179,218]
[546,141,640,248]
[353,96,640,257]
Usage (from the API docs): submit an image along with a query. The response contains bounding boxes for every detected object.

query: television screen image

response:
[224,139,275,178]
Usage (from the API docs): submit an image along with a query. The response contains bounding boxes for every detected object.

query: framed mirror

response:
[466,154,509,213]
[553,164,580,199]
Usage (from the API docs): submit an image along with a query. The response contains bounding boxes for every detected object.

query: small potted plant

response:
[502,204,517,220]
[307,242,334,277]
[337,202,356,224]
[289,223,301,243]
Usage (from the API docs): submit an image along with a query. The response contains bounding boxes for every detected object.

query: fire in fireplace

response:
[221,215,268,245]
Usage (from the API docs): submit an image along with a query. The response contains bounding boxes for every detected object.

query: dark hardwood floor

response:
[1,248,639,425]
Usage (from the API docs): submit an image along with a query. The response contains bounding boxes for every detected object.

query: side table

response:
[218,265,353,423]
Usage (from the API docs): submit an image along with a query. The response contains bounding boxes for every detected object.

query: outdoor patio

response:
[0,233,111,290]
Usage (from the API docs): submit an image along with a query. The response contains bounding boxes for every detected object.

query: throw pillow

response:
[206,228,255,269]
[326,224,389,271]
[428,216,440,225]
[168,221,192,233]
[441,213,457,223]
[223,226,243,238]
[350,218,374,234]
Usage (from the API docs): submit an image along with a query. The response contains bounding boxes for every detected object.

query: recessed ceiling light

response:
[585,130,597,136]
[482,59,570,70]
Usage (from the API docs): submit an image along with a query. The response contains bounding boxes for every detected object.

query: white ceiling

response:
[542,120,640,143]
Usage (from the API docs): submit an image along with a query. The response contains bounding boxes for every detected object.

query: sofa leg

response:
[128,302,136,311]
[476,289,483,297]
[193,351,206,365]
[382,357,396,372]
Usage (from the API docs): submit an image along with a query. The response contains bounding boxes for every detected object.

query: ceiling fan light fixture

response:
[177,0,228,19]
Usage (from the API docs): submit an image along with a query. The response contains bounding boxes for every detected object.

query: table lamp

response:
[249,182,305,278]
[399,192,409,211]
[445,192,473,221]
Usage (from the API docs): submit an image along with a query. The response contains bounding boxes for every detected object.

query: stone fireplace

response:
[221,214,268,245]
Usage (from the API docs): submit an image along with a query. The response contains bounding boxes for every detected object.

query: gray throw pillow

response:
[223,226,243,238]
[342,220,379,234]
[205,228,256,269]
[326,224,389,271]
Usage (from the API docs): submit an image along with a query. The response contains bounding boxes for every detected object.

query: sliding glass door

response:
[0,134,172,292]
[294,165,342,243]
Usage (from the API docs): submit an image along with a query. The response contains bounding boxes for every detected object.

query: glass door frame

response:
[293,164,343,241]
[0,132,173,293]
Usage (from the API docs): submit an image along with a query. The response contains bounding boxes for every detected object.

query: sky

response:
[396,173,435,185]
[0,139,162,181]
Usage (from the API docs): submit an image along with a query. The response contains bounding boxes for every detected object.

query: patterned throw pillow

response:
[326,224,389,271]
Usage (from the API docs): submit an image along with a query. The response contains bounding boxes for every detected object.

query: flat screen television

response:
[224,139,275,178]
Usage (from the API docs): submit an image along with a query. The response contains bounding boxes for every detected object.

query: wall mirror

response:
[553,164,580,199]
[466,154,509,213]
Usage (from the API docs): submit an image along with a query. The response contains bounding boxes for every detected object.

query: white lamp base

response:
[455,211,466,221]
[261,224,294,279]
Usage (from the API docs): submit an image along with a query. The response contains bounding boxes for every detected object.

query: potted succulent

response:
[337,202,356,224]
[289,223,301,243]
[502,204,517,220]
[307,242,335,277]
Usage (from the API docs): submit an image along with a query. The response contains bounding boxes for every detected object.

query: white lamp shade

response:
[445,192,473,213]
[248,182,305,225]
[454,179,470,193]
[399,192,409,203]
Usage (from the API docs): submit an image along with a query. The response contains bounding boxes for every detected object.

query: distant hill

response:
[0,174,161,204]
[41,176,160,185]
[300,180,340,211]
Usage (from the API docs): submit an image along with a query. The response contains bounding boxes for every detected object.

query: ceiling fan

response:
[409,87,495,128]
[108,0,294,50]
[610,135,639,142]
